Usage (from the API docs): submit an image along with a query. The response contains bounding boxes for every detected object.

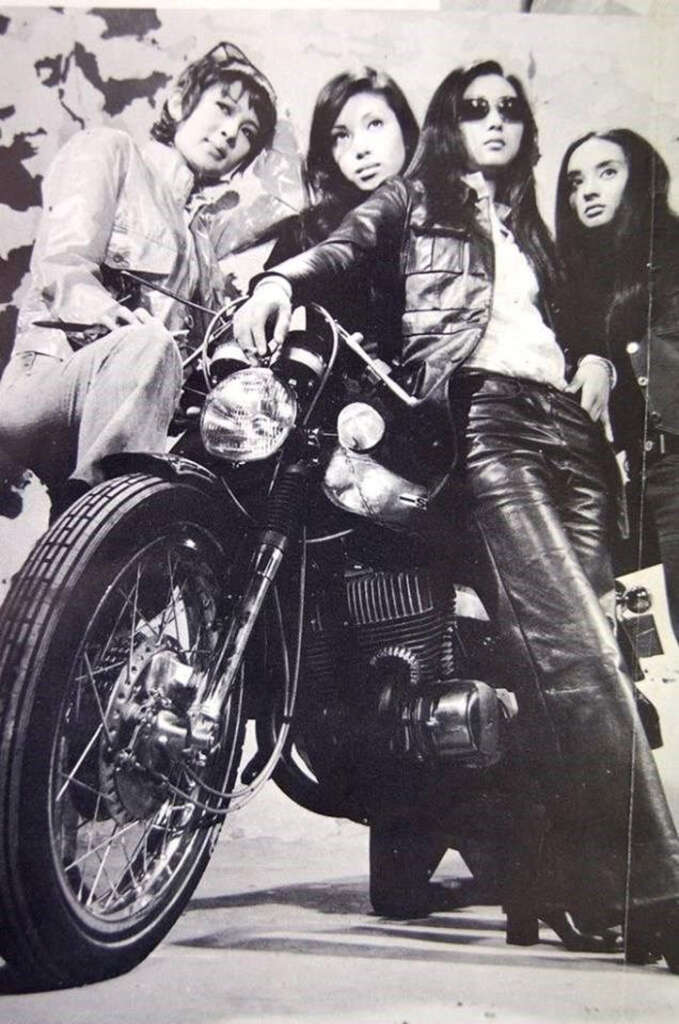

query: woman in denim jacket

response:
[0,42,278,518]
[233,60,679,970]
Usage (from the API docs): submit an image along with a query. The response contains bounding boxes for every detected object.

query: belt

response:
[453,369,564,399]
[454,370,561,393]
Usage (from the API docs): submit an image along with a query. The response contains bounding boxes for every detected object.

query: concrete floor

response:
[2,793,679,1024]
[1,479,679,1022]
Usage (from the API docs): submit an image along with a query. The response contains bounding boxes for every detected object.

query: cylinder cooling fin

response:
[346,569,435,626]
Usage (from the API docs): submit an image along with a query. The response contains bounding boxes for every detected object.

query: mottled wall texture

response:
[1,5,678,370]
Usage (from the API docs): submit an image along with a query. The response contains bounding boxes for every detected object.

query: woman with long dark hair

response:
[301,66,418,237]
[267,66,418,351]
[234,61,679,970]
[556,129,679,638]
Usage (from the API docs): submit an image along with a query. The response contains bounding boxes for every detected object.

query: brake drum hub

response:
[100,639,171,824]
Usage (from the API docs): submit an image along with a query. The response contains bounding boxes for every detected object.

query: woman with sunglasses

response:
[233,60,679,969]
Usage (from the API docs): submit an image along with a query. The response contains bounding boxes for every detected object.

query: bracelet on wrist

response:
[253,275,292,300]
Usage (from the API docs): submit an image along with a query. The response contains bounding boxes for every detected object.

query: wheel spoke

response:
[85,835,118,909]
[61,774,103,800]
[166,550,183,642]
[67,817,144,873]
[50,523,241,924]
[55,722,104,803]
[101,833,142,910]
[111,569,165,647]
[80,650,114,745]
[95,586,136,668]
[79,656,128,680]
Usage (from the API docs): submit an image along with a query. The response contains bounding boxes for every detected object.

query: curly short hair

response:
[151,41,277,167]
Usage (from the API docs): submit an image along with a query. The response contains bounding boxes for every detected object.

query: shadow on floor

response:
[179,878,628,973]
[174,927,626,973]
[188,877,372,917]
[187,874,482,919]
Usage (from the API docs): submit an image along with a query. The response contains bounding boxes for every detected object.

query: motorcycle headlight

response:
[337,402,386,452]
[200,367,297,463]
[323,447,429,525]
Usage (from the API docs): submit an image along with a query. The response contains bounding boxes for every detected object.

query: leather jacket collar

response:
[408,175,511,236]
[408,179,472,235]
[409,172,515,234]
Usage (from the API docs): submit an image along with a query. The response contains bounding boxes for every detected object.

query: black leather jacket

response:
[266,207,389,359]
[269,175,562,405]
[271,176,493,403]
[626,250,679,438]
[568,244,679,448]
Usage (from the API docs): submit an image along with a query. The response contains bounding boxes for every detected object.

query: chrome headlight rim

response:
[200,366,298,463]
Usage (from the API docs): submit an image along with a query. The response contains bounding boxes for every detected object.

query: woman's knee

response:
[0,353,67,440]
[114,322,182,391]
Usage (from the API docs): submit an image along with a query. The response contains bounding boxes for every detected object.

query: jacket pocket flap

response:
[106,226,178,277]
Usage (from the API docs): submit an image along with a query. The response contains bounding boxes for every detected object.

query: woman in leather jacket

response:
[266,66,418,352]
[556,129,679,642]
[0,42,278,519]
[234,60,679,970]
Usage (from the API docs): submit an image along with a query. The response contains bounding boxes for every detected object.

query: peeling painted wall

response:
[1,5,678,371]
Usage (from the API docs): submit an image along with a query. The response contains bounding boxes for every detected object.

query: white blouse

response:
[463,175,567,389]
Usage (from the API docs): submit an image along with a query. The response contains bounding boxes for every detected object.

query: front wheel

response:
[0,474,247,986]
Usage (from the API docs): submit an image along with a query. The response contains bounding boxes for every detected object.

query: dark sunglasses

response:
[458,96,526,124]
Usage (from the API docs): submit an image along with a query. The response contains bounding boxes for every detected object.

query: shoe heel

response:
[505,906,539,946]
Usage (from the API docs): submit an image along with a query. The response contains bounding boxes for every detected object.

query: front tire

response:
[0,474,246,987]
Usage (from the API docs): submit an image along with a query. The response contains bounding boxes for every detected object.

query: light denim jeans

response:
[0,322,182,489]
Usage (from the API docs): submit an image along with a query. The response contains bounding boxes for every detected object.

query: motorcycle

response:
[0,302,652,987]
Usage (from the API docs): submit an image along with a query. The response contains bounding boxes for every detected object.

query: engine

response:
[303,566,512,768]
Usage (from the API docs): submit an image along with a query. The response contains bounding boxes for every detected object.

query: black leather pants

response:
[449,372,679,927]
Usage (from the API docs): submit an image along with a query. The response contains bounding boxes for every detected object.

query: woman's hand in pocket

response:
[565,358,613,438]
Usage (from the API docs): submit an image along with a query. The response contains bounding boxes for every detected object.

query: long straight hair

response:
[556,128,679,347]
[303,66,419,239]
[408,60,561,309]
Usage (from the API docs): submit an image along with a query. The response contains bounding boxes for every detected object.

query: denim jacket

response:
[13,127,225,361]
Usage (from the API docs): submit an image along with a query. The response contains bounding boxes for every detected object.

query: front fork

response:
[193,463,309,744]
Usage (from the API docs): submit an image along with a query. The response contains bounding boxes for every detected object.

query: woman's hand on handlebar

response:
[232,277,292,363]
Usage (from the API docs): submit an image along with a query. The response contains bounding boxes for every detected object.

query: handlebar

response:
[202,298,420,410]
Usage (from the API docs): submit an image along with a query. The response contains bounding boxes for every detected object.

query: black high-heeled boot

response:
[625,901,679,972]
[505,906,623,953]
